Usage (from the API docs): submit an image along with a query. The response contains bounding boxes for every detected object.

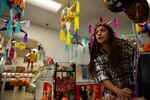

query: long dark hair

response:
[88,24,122,78]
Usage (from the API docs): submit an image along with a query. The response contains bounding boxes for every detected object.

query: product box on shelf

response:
[76,83,102,100]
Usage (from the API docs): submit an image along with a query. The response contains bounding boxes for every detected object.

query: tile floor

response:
[1,90,34,100]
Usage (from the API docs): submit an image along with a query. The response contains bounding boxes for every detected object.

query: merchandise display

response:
[0,0,149,100]
[54,62,76,100]
[76,83,102,100]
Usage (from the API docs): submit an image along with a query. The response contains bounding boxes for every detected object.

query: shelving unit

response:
[132,21,150,99]
[54,62,76,100]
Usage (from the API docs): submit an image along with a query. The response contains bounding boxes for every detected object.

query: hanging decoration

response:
[0,0,29,43]
[71,34,83,46]
[5,39,17,65]
[0,0,25,18]
[0,18,30,43]
[135,21,150,38]
[60,0,80,45]
[138,21,150,34]
[113,18,119,38]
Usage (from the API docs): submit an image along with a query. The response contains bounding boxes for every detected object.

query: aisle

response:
[2,90,34,100]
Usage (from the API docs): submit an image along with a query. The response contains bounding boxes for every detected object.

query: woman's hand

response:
[116,88,132,99]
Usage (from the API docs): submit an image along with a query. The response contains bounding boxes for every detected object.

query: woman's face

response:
[95,26,110,44]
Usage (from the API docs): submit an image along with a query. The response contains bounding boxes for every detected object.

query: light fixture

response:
[147,0,150,6]
[25,0,62,12]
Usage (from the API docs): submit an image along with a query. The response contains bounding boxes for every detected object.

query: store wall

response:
[22,24,90,64]
[0,19,90,66]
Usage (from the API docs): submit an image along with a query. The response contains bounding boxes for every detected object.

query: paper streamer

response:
[89,36,93,47]
[10,9,14,20]
[23,33,28,43]
[74,49,78,58]
[6,20,12,36]
[65,45,68,51]
[114,18,119,29]
[135,23,140,33]
[25,20,30,28]
[74,16,79,32]
[59,29,66,41]
[15,20,21,33]
[75,0,80,15]
[66,31,71,45]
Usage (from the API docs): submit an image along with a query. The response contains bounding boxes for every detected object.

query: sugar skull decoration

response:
[60,0,80,45]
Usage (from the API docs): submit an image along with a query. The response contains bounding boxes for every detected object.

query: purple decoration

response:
[23,33,28,43]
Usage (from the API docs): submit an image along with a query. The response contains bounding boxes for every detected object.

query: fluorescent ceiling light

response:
[25,0,62,12]
[147,0,150,6]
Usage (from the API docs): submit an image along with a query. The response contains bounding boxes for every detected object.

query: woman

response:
[88,24,135,100]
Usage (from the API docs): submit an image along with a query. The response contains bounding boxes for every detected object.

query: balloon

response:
[103,0,135,12]
[124,0,149,23]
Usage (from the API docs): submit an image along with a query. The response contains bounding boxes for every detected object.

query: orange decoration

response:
[143,42,150,52]
[41,96,46,100]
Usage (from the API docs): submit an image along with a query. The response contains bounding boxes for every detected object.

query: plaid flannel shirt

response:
[94,39,136,95]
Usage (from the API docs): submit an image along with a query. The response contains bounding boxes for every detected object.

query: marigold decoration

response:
[23,79,30,86]
[10,80,19,86]
[60,0,80,45]
[41,96,46,100]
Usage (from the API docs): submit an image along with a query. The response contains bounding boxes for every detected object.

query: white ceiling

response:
[2,0,137,38]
